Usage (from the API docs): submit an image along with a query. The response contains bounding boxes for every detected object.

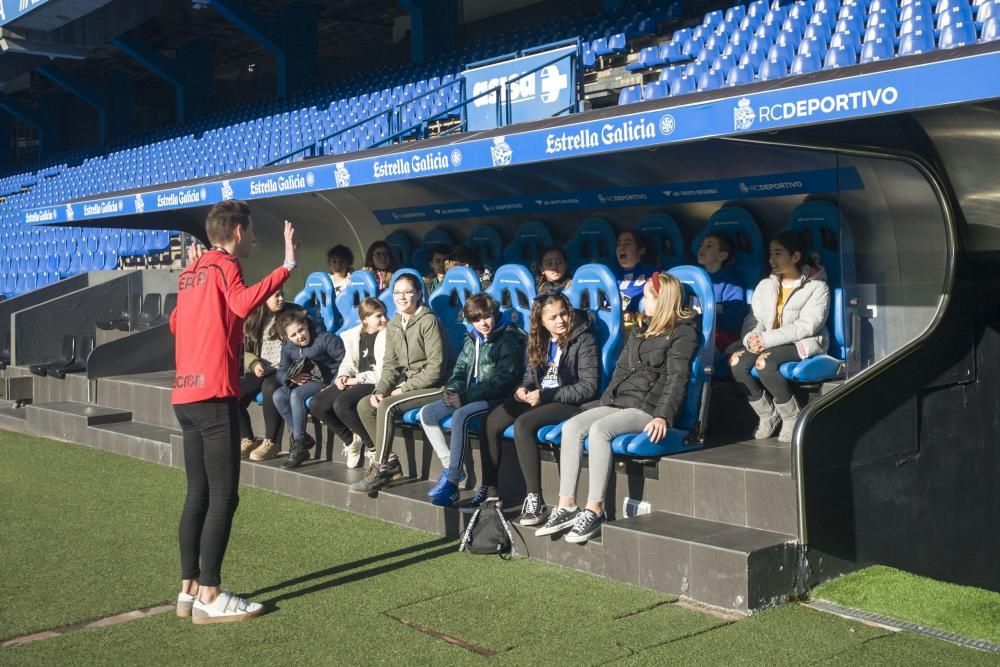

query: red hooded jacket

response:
[170,249,290,404]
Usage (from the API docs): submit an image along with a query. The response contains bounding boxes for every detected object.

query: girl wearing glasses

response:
[419,292,526,507]
[350,274,446,495]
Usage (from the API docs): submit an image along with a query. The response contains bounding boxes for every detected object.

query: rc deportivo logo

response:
[734,97,755,130]
[65,204,74,221]
[134,194,144,213]
[539,65,568,103]
[221,180,234,200]
[334,163,350,188]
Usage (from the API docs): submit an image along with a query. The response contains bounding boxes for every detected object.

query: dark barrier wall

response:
[1,274,90,357]
[12,271,142,365]
[86,324,175,379]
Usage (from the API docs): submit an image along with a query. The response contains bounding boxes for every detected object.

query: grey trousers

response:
[558,406,654,503]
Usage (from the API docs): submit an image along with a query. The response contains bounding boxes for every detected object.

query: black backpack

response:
[459,499,515,557]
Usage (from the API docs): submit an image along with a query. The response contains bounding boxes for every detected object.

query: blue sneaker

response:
[426,470,448,497]
[430,481,460,507]
[426,469,465,497]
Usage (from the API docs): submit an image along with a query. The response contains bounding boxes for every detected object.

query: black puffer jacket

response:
[600,320,699,424]
[521,309,600,406]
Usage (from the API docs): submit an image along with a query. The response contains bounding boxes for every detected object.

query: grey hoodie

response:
[742,266,830,359]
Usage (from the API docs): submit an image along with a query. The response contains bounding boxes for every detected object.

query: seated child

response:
[536,246,572,292]
[273,310,345,469]
[423,244,449,295]
[696,232,747,353]
[445,245,493,286]
[615,230,657,318]
[327,245,354,296]
[363,241,397,291]
[419,293,525,507]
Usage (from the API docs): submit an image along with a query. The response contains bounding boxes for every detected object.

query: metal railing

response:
[267,39,582,164]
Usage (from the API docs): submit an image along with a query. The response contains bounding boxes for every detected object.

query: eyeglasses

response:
[393,290,417,297]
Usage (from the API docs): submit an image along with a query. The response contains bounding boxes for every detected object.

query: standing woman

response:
[237,289,301,462]
[535,273,698,544]
[363,240,397,291]
[351,274,446,494]
[478,291,599,524]
[309,297,388,468]
[730,231,830,442]
[171,201,298,623]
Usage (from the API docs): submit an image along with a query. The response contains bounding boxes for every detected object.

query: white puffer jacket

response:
[336,325,386,385]
[742,266,831,359]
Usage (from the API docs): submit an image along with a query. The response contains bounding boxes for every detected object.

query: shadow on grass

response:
[248,537,457,607]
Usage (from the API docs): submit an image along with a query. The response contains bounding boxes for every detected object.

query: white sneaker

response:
[191,591,264,625]
[343,435,363,468]
[176,592,196,618]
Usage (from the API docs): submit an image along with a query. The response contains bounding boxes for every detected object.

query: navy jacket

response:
[276,318,345,386]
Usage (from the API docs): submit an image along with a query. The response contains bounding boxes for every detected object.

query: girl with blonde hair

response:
[535,272,699,544]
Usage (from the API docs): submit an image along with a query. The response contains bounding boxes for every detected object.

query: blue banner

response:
[462,45,578,131]
[371,167,865,224]
[1,0,52,26]
[22,50,1000,227]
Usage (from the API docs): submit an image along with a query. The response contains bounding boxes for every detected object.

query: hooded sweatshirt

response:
[374,305,446,396]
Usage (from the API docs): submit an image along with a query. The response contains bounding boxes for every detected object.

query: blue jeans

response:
[273,381,322,440]
[419,398,490,484]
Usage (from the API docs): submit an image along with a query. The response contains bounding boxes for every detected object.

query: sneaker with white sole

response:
[343,435,363,469]
[534,506,580,537]
[249,438,279,461]
[565,509,605,544]
[176,592,196,618]
[191,591,264,625]
[518,493,548,526]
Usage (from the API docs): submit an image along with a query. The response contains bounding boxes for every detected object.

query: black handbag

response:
[459,499,515,557]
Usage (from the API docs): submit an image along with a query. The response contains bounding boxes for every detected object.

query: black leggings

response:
[480,399,582,496]
[237,374,282,442]
[309,383,374,447]
[174,398,241,588]
[730,343,800,404]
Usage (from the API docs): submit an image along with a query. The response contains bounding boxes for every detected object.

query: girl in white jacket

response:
[309,297,387,467]
[730,231,830,442]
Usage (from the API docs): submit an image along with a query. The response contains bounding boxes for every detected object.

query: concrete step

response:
[0,400,28,433]
[96,372,175,429]
[86,419,181,466]
[26,401,132,442]
[601,510,798,613]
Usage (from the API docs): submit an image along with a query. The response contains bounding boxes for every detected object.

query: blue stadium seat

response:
[758,57,789,80]
[791,50,823,73]
[769,201,856,383]
[669,75,697,96]
[938,21,978,46]
[334,270,378,333]
[643,81,670,100]
[824,44,858,67]
[696,69,724,91]
[379,268,426,319]
[618,85,642,105]
[898,29,937,54]
[937,4,975,29]
[293,272,338,332]
[502,221,553,273]
[725,63,756,86]
[565,217,616,270]
[638,213,687,269]
[983,16,1000,41]
[690,207,764,291]
[427,266,481,359]
[410,227,453,276]
[860,38,896,62]
[485,263,535,330]
[605,265,715,457]
[625,46,665,71]
[467,224,503,270]
[384,230,412,268]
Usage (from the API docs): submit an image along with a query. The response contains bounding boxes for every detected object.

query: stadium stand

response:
[1,0,996,302]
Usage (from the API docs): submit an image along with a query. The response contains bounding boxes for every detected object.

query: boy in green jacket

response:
[420,293,526,507]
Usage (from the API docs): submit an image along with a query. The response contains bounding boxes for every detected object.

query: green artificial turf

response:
[1,430,996,665]
[814,565,1000,646]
